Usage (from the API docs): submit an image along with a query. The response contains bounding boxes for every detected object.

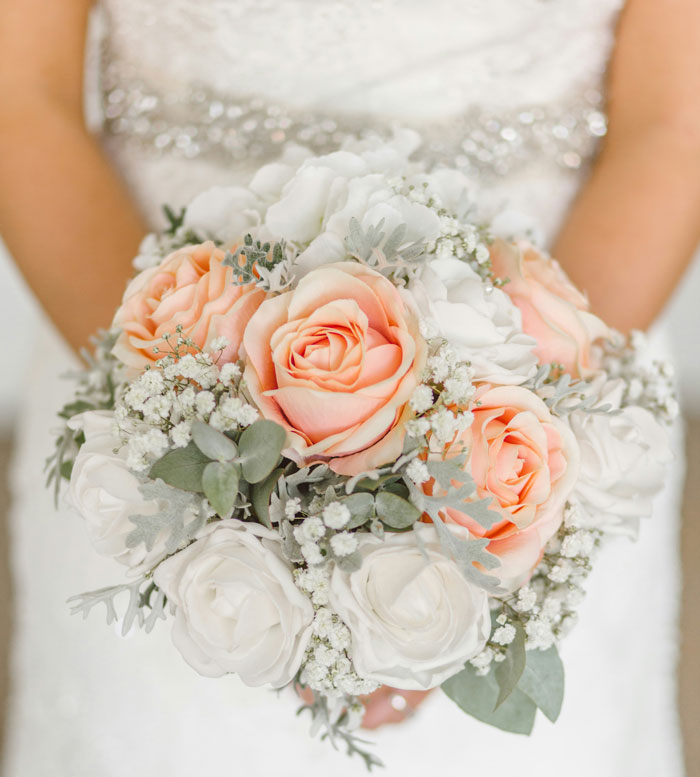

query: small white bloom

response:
[513,586,537,613]
[219,362,241,384]
[208,336,230,353]
[410,385,435,414]
[470,647,495,676]
[299,516,326,542]
[170,421,192,448]
[330,532,358,558]
[492,624,517,646]
[301,542,324,565]
[405,459,430,486]
[195,391,216,416]
[285,497,302,520]
[322,502,351,530]
[405,418,431,438]
[548,563,572,584]
[475,243,490,264]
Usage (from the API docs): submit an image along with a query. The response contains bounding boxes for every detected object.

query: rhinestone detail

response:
[101,70,607,177]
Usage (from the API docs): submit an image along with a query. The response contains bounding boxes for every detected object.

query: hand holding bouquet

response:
[50,132,676,768]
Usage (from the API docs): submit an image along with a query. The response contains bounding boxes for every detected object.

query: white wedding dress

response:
[2,1,686,775]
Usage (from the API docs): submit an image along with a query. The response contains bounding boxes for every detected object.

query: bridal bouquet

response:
[49,132,676,768]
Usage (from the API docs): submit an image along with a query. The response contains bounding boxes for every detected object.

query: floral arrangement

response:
[49,132,676,768]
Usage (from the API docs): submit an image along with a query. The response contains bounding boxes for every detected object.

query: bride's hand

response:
[296,685,432,730]
[359,686,433,730]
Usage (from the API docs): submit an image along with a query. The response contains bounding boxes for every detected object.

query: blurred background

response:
[0,239,697,772]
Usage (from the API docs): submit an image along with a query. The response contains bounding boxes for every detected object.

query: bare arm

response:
[553,0,700,332]
[0,0,147,352]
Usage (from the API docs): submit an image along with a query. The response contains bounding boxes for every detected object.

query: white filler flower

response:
[154,520,314,687]
[329,524,490,690]
[67,411,162,570]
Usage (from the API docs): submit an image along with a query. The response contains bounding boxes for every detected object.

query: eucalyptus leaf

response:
[369,519,385,539]
[340,492,375,529]
[375,491,420,530]
[191,420,238,461]
[518,646,565,723]
[238,420,287,484]
[202,461,240,517]
[333,550,363,573]
[442,663,536,735]
[149,442,209,492]
[494,621,527,710]
[251,467,284,529]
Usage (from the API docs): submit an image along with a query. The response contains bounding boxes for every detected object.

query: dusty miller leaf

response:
[424,459,499,530]
[127,479,206,555]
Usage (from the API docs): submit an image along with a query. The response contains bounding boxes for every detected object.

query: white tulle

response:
[2,1,686,775]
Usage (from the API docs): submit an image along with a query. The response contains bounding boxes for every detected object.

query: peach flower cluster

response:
[490,240,611,378]
[436,385,579,590]
[243,262,427,475]
[112,241,265,370]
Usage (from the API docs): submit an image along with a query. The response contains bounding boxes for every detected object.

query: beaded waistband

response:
[100,66,607,178]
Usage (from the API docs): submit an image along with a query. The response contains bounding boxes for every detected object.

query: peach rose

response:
[438,384,579,590]
[490,240,610,378]
[242,262,427,475]
[112,242,265,370]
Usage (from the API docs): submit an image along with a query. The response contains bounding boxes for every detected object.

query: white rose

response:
[184,186,262,246]
[567,379,672,537]
[67,411,162,570]
[154,520,313,687]
[410,256,538,384]
[329,525,491,691]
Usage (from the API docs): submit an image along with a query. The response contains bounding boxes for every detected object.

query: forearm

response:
[0,94,146,352]
[553,125,700,332]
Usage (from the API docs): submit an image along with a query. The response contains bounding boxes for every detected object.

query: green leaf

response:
[518,646,565,723]
[202,461,240,517]
[191,421,238,461]
[340,492,375,529]
[424,459,499,530]
[251,468,284,529]
[428,511,501,593]
[127,479,206,555]
[442,662,536,735]
[494,621,527,710]
[58,399,96,420]
[334,550,363,573]
[149,442,210,492]
[375,491,421,530]
[238,420,287,484]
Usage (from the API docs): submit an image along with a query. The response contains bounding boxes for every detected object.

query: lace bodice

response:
[98,0,624,180]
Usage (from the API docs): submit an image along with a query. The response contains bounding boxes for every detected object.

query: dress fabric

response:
[2,1,686,775]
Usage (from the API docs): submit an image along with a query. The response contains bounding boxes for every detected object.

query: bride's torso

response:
[96,0,624,239]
